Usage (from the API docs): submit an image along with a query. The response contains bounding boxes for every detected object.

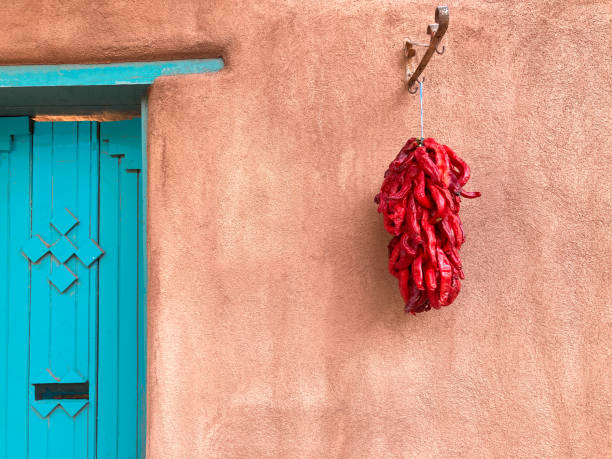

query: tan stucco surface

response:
[2,1,611,457]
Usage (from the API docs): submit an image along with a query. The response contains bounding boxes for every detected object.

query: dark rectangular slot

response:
[34,382,89,400]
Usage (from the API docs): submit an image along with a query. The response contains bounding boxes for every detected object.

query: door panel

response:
[28,121,98,459]
[0,117,145,459]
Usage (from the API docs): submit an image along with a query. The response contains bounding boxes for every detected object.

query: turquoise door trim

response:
[0,58,224,87]
[138,97,148,458]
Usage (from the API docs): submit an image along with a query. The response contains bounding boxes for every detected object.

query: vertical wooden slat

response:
[87,122,99,459]
[138,98,148,458]
[48,409,73,458]
[49,122,78,383]
[117,167,138,457]
[29,121,53,457]
[74,404,88,459]
[47,122,80,459]
[0,125,11,459]
[28,413,48,458]
[0,118,31,458]
[98,132,120,458]
[75,122,92,381]
[73,121,99,458]
[6,133,31,457]
[30,122,53,386]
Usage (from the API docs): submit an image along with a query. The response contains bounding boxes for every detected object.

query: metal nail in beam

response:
[404,6,449,93]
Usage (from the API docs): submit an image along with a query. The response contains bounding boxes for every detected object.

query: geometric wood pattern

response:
[28,121,98,458]
[1,117,145,459]
[47,263,78,292]
[21,235,49,263]
[21,209,104,292]
[50,208,79,235]
[49,236,77,264]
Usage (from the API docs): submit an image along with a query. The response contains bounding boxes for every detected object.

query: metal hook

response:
[404,6,449,90]
[407,77,424,94]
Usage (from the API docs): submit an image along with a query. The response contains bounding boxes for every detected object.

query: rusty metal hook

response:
[404,6,449,91]
[407,79,421,94]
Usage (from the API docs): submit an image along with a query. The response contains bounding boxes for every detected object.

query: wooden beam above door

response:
[0,58,224,87]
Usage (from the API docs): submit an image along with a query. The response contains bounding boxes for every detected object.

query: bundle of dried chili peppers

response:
[375,137,480,314]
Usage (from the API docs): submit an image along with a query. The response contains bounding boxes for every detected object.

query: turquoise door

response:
[0,117,146,458]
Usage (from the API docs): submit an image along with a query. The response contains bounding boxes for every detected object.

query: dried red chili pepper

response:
[406,195,421,242]
[446,243,463,272]
[398,269,411,303]
[460,190,482,199]
[447,277,461,304]
[420,210,438,269]
[424,263,437,291]
[375,137,480,314]
[428,183,448,223]
[448,213,464,245]
[425,138,451,187]
[414,146,442,185]
[443,144,471,187]
[440,218,456,247]
[413,171,432,209]
[427,288,441,310]
[412,252,424,290]
[401,233,417,258]
[388,241,403,278]
[436,248,452,305]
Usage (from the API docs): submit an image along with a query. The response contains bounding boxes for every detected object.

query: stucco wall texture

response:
[2,0,611,457]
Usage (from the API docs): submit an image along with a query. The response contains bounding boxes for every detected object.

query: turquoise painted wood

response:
[0,58,224,87]
[98,118,145,458]
[29,121,96,459]
[138,98,148,459]
[0,117,145,458]
[0,116,30,458]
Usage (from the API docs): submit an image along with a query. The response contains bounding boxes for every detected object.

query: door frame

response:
[0,58,224,458]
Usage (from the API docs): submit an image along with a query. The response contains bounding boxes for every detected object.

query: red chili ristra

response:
[374,137,480,314]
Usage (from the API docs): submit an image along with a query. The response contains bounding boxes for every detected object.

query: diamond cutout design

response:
[76,239,104,267]
[50,237,76,264]
[49,264,77,293]
[21,208,103,295]
[50,208,78,235]
[22,235,49,262]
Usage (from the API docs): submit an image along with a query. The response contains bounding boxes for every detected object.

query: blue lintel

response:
[0,58,224,87]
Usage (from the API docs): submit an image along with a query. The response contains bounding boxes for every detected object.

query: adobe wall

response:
[2,1,609,457]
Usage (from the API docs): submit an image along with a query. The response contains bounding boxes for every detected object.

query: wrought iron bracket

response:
[404,6,449,93]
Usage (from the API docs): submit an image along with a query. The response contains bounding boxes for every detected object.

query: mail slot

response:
[34,382,89,400]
